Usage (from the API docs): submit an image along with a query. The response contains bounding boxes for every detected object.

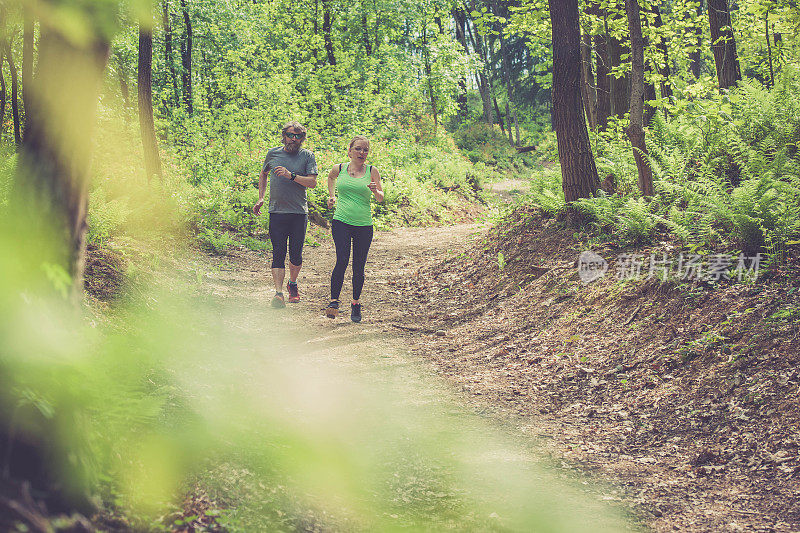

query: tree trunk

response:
[708,0,740,90]
[609,26,630,119]
[452,8,468,120]
[422,23,437,134]
[361,1,372,56]
[689,0,705,79]
[625,0,653,197]
[22,12,33,137]
[589,1,611,129]
[180,0,193,113]
[548,0,600,203]
[498,31,516,145]
[465,5,493,125]
[651,5,673,100]
[765,11,773,89]
[138,26,162,182]
[580,27,597,130]
[493,96,505,134]
[163,0,180,107]
[1,56,5,142]
[5,37,22,146]
[322,0,336,65]
[14,29,111,296]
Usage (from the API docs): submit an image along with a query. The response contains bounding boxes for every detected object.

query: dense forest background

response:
[1,0,800,530]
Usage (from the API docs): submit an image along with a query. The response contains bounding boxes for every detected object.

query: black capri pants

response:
[269,213,307,269]
[330,219,374,301]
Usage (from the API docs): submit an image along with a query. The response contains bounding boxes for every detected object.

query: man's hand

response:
[253,198,264,216]
[273,166,291,179]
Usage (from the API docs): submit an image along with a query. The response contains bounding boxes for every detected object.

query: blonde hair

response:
[348,135,370,150]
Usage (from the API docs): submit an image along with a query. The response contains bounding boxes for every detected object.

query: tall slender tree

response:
[625,0,653,196]
[180,0,193,113]
[548,0,600,203]
[708,0,741,89]
[588,1,611,129]
[139,23,162,181]
[4,32,21,146]
[22,8,33,135]
[163,0,180,107]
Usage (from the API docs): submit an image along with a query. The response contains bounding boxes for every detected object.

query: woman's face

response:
[349,140,369,163]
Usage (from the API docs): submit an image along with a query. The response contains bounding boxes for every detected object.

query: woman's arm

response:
[368,166,385,203]
[326,165,339,208]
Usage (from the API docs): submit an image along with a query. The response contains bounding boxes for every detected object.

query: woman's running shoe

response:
[350,303,362,323]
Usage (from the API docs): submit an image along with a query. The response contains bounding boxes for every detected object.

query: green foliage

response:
[87,188,131,246]
[0,148,15,206]
[516,69,800,259]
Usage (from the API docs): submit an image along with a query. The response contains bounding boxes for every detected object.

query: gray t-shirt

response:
[262,147,318,214]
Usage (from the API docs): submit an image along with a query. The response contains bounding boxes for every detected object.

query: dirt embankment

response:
[394,205,800,532]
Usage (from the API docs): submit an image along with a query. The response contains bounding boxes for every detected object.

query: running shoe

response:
[325,300,339,318]
[287,281,300,303]
[271,292,286,308]
[350,303,362,323]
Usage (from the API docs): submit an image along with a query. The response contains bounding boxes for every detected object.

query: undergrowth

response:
[515,69,800,264]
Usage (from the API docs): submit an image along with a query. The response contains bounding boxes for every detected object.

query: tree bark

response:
[322,0,336,65]
[422,23,438,134]
[708,0,740,90]
[580,27,597,130]
[138,26,162,182]
[765,11,773,89]
[625,0,653,197]
[14,29,111,296]
[22,12,33,136]
[651,5,673,100]
[4,36,22,146]
[0,54,5,142]
[361,1,372,56]
[609,27,630,119]
[452,7,468,120]
[163,0,180,107]
[548,0,600,203]
[588,1,611,129]
[465,5,493,125]
[180,0,193,113]
[689,0,704,79]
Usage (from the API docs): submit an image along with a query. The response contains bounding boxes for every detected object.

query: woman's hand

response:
[327,196,336,209]
[368,181,378,193]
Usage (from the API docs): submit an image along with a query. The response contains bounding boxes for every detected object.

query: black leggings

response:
[269,213,307,269]
[330,219,374,301]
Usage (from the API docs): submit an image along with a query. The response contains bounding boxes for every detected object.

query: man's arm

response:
[272,166,317,188]
[253,164,270,215]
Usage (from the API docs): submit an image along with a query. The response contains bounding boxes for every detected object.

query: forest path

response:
[185,220,638,531]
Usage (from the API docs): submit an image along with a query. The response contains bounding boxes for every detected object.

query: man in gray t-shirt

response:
[253,121,318,308]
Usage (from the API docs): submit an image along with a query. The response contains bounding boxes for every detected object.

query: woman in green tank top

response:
[325,135,385,322]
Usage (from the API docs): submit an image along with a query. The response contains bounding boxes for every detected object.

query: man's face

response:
[282,128,305,154]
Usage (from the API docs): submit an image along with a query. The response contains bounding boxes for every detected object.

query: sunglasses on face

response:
[284,132,304,140]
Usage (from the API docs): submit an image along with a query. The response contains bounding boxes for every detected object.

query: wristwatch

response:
[290,172,297,181]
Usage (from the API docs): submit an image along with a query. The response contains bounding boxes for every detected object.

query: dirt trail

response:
[188,222,641,531]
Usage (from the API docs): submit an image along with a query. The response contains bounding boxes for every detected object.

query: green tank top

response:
[333,163,373,226]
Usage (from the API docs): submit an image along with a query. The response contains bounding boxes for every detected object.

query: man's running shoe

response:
[287,281,300,303]
[350,303,362,323]
[271,292,286,308]
[325,300,339,318]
